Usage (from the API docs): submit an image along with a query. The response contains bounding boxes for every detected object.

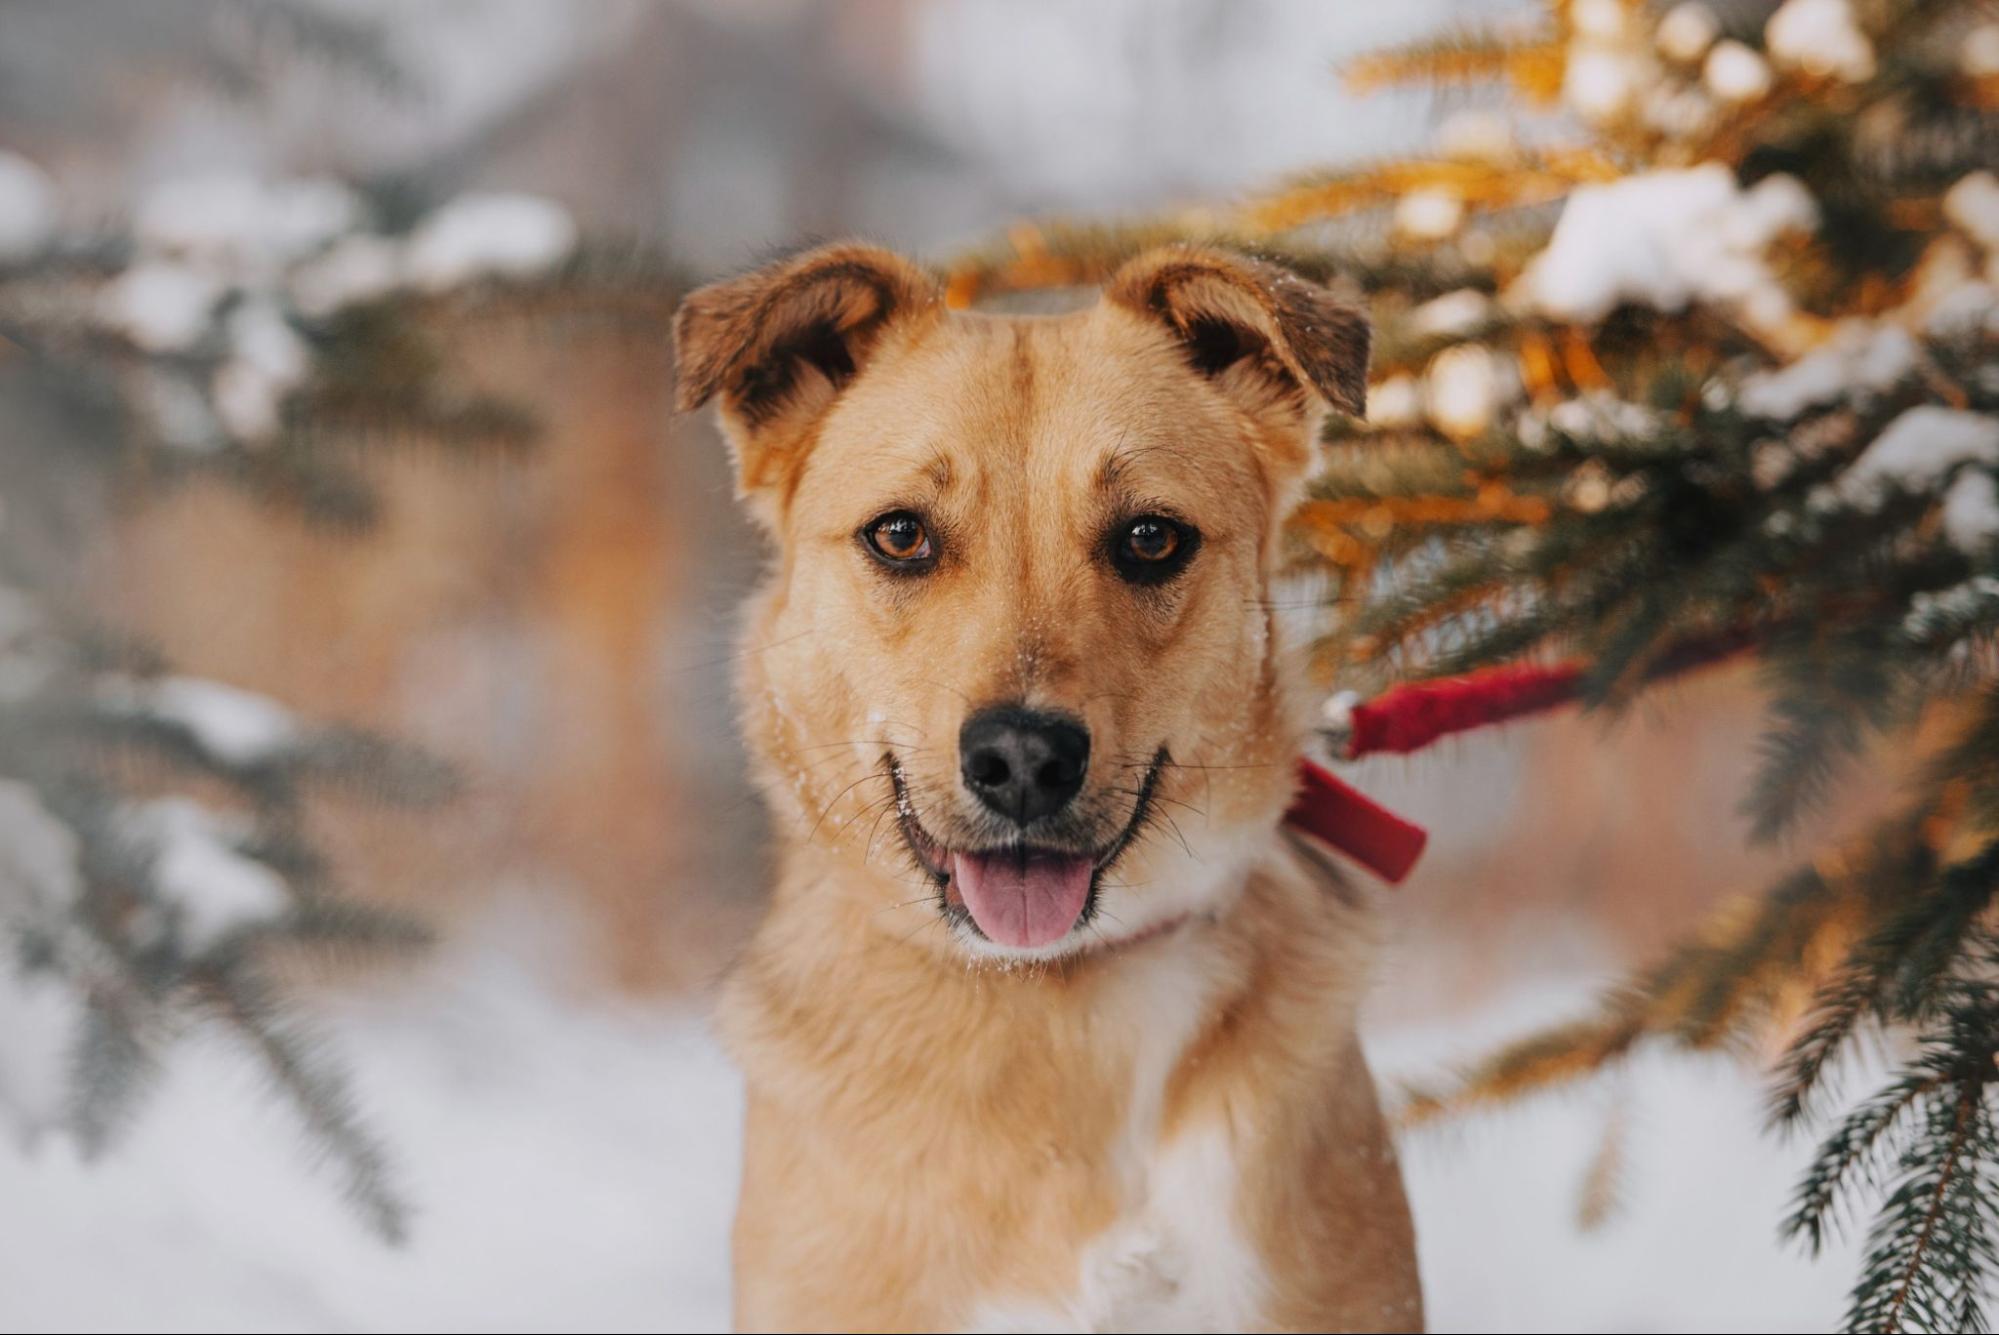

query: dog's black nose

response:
[959,706,1090,825]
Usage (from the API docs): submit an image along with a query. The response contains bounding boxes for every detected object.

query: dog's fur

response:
[674,242,1422,1333]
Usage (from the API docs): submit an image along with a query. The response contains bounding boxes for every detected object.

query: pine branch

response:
[197,968,411,1244]
[1786,1070,1942,1257]
[1744,643,1899,845]
[1842,1025,1999,1332]
[64,986,160,1157]
[1774,839,1999,1127]
[1340,29,1563,100]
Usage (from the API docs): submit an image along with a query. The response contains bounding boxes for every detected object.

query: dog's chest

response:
[965,939,1269,1333]
[965,1122,1266,1334]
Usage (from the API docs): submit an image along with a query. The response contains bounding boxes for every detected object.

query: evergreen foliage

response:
[0,22,681,1240]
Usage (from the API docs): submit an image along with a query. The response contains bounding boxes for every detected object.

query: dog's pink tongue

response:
[949,849,1092,949]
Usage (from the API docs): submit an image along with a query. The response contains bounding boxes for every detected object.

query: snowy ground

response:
[0,904,1855,1333]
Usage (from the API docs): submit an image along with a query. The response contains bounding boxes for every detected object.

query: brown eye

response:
[1125,519,1179,563]
[863,510,935,569]
[1111,515,1198,585]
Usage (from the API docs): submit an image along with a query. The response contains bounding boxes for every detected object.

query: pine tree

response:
[0,11,681,1241]
[947,1,1999,1326]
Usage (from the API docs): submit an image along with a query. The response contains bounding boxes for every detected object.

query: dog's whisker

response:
[860,805,915,865]
[863,800,905,865]
[1108,786,1206,822]
[1130,789,1208,820]
[835,791,900,840]
[793,738,935,755]
[875,893,943,915]
[1151,809,1197,860]
[1116,757,1279,772]
[805,771,890,846]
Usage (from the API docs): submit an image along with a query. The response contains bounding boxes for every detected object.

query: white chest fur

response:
[966,1122,1269,1334]
[965,930,1270,1333]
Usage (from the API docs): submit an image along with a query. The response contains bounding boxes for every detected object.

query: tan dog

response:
[674,242,1421,1333]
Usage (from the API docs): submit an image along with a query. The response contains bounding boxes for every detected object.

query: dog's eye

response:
[1112,515,1198,585]
[863,510,936,569]
[1124,519,1179,563]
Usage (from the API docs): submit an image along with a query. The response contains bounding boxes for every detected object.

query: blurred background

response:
[0,1,1909,1329]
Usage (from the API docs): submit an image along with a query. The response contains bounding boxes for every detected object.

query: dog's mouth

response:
[887,750,1166,952]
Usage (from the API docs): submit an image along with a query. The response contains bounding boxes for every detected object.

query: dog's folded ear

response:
[673,243,939,505]
[1103,246,1370,422]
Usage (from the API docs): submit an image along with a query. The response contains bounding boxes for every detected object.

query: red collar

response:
[1283,758,1427,885]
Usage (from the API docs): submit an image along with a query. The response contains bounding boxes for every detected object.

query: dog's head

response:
[675,242,1367,963]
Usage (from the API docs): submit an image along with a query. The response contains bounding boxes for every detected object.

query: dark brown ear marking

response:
[1104,246,1371,418]
[672,243,939,422]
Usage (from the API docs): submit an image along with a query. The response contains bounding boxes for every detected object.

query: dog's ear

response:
[673,243,940,512]
[1103,246,1370,424]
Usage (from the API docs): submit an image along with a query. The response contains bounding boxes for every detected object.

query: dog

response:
[673,241,1422,1333]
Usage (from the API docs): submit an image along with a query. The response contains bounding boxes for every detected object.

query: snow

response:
[1942,469,1999,552]
[0,913,740,1332]
[1903,575,1999,641]
[290,234,405,317]
[1924,281,1999,338]
[1406,288,1493,340]
[212,301,311,442]
[0,913,1854,1331]
[1567,0,1623,41]
[1765,0,1875,83]
[1563,45,1644,124]
[1728,171,1818,245]
[1643,83,1716,140]
[100,180,579,358]
[118,799,291,953]
[1548,391,1661,443]
[0,149,56,264]
[0,782,88,1142]
[227,301,309,385]
[1424,344,1509,440]
[0,779,83,917]
[1656,3,1720,64]
[1368,373,1422,428]
[402,193,577,291]
[1836,406,1999,508]
[208,301,308,441]
[97,675,299,766]
[212,363,286,442]
[94,262,223,353]
[1967,24,1999,77]
[1381,976,1859,1331]
[1944,172,1999,251]
[1738,320,1917,419]
[1518,165,1813,329]
[1704,40,1773,102]
[136,175,363,274]
[0,967,80,1145]
[1393,186,1462,241]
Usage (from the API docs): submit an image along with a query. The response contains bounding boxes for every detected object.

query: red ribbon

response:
[1344,663,1582,759]
[1295,663,1583,881]
[1287,636,1753,884]
[1284,758,1428,885]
